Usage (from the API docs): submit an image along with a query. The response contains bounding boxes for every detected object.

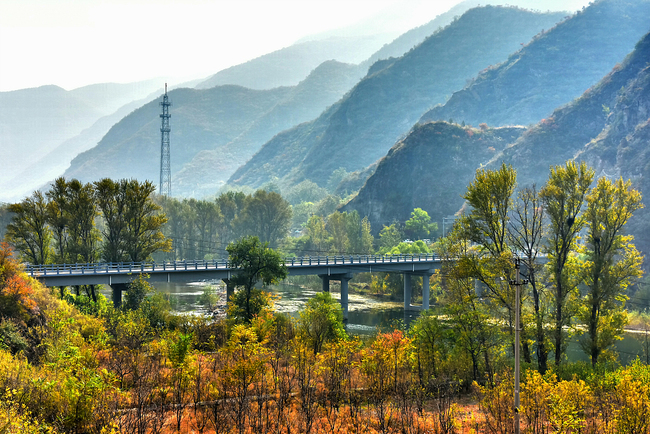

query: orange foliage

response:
[0,242,38,318]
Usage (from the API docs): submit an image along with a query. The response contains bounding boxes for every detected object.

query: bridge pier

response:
[222,278,235,304]
[110,283,128,308]
[403,270,434,311]
[319,273,352,321]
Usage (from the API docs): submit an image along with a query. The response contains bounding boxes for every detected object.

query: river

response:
[104,280,649,364]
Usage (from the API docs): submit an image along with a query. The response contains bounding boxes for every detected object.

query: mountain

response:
[228,6,565,190]
[195,35,387,91]
[173,61,366,197]
[492,31,650,253]
[62,60,365,193]
[361,0,481,68]
[62,85,291,184]
[341,122,525,230]
[0,96,155,203]
[419,0,650,128]
[0,80,163,202]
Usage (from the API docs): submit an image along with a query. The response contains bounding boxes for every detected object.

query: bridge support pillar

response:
[422,273,430,310]
[404,275,412,311]
[321,275,330,293]
[223,278,235,308]
[110,283,128,309]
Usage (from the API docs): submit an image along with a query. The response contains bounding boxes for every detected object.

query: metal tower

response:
[159,83,172,196]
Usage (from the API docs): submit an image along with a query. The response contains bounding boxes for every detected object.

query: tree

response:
[540,161,594,365]
[297,292,346,354]
[64,179,99,263]
[305,215,330,255]
[378,223,403,254]
[509,185,548,372]
[227,236,288,323]
[94,178,129,262]
[123,180,171,262]
[347,212,374,255]
[46,177,70,263]
[326,211,349,254]
[462,163,518,339]
[237,190,291,248]
[580,177,643,366]
[6,191,51,265]
[404,208,438,240]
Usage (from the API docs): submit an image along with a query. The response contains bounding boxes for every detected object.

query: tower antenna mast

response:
[159,83,172,196]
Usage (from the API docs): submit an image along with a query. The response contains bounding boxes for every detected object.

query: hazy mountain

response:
[195,35,387,91]
[62,60,365,192]
[419,0,650,128]
[361,0,482,68]
[0,96,155,203]
[228,6,565,190]
[0,80,163,202]
[62,85,292,184]
[173,61,366,197]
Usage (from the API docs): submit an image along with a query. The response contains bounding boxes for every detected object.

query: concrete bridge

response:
[25,254,442,319]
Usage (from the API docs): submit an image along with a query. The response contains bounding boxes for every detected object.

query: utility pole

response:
[510,257,528,434]
[159,83,172,196]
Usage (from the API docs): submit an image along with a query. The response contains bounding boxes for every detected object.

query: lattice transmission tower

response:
[159,83,172,196]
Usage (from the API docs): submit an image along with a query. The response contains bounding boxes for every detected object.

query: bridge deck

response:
[25,254,443,287]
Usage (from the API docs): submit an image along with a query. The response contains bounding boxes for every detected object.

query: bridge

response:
[25,254,442,319]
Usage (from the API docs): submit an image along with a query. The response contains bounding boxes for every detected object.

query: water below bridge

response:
[101,280,649,365]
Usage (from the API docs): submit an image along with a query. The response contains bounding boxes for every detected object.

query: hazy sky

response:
[0,0,591,92]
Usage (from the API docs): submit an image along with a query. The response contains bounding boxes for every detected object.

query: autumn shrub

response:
[475,370,514,434]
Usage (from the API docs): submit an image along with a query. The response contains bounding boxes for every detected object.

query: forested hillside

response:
[229,6,565,190]
[419,0,650,128]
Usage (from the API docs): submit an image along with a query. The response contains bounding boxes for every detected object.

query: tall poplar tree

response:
[580,177,643,366]
[540,161,594,365]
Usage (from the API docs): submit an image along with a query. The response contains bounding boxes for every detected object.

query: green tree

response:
[124,273,154,311]
[346,211,374,255]
[94,178,129,262]
[326,211,349,254]
[237,190,291,248]
[297,292,346,354]
[123,180,171,262]
[46,177,70,263]
[305,215,330,255]
[378,223,403,254]
[227,236,288,323]
[65,179,100,264]
[580,177,643,366]
[462,163,518,339]
[6,191,51,265]
[404,208,438,240]
[540,161,594,365]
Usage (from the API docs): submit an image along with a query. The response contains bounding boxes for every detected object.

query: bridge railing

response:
[24,253,439,277]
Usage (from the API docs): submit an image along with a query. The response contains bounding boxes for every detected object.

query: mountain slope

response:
[229,6,565,189]
[173,61,366,196]
[490,31,650,254]
[63,85,292,184]
[419,0,650,128]
[0,80,163,202]
[195,36,387,91]
[62,60,366,193]
[341,122,525,231]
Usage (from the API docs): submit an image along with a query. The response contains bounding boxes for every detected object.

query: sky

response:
[0,0,591,92]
